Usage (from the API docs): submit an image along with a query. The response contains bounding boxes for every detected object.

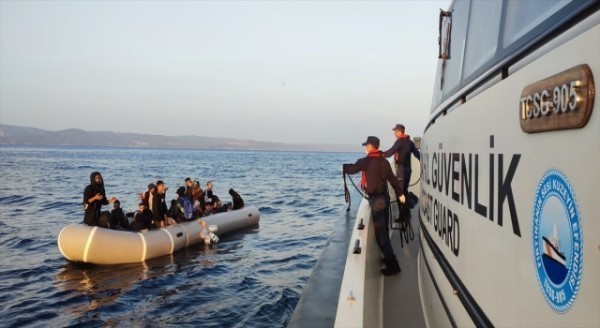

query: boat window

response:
[462,0,502,80]
[431,9,452,111]
[430,0,597,114]
[438,10,452,60]
[440,0,470,100]
[502,0,572,47]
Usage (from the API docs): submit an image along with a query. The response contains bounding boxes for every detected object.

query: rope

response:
[409,175,421,187]
[398,214,415,248]
[343,172,351,212]
[343,171,369,214]
[389,197,415,248]
[400,170,418,246]
[408,163,424,187]
[344,172,368,201]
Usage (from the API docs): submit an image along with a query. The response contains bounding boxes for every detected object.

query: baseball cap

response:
[361,136,380,148]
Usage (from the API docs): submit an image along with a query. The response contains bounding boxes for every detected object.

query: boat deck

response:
[288,194,426,328]
[383,207,426,327]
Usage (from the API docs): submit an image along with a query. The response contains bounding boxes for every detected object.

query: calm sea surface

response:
[0,146,359,327]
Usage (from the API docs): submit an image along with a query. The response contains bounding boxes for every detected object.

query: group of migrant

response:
[83,172,245,232]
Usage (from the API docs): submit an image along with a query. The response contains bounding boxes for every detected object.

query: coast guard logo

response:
[532,169,583,313]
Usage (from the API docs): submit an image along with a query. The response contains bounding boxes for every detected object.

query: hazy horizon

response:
[0,123,363,148]
[1,0,449,148]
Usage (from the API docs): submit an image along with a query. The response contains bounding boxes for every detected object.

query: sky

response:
[0,0,449,146]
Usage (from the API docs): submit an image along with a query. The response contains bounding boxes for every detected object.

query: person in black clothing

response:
[83,171,116,226]
[383,124,421,194]
[205,181,215,205]
[212,195,222,213]
[132,202,153,231]
[343,136,405,276]
[229,188,245,210]
[152,180,169,228]
[168,199,185,223]
[110,199,129,230]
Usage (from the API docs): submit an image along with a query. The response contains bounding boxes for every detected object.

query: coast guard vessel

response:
[290,0,599,327]
[417,0,599,325]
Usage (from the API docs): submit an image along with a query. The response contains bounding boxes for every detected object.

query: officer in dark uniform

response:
[383,124,420,194]
[343,136,405,275]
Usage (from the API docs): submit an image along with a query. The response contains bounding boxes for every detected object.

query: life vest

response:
[361,150,385,190]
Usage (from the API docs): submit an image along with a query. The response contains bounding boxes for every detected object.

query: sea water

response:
[0,146,359,327]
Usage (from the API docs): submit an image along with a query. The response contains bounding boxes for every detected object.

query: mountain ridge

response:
[0,124,360,153]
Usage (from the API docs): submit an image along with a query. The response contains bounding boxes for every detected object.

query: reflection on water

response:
[54,242,222,315]
[56,262,150,314]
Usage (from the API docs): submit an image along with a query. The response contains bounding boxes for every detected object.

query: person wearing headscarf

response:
[83,171,116,226]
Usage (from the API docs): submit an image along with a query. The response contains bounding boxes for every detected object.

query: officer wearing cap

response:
[342,136,404,275]
[383,124,420,194]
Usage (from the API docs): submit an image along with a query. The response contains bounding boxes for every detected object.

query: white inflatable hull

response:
[58,206,260,265]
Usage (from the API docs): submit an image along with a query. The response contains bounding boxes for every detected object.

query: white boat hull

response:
[418,10,600,327]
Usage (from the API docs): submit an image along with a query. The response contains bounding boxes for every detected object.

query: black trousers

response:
[368,194,396,263]
[395,165,412,194]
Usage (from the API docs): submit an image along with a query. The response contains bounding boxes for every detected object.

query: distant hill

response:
[0,124,360,153]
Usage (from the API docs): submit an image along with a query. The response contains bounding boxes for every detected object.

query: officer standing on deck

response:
[383,124,420,193]
[343,136,405,276]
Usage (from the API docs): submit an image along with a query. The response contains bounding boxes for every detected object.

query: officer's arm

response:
[382,139,401,158]
[343,158,366,175]
[411,142,421,161]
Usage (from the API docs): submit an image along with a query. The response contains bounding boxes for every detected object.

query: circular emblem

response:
[532,169,583,313]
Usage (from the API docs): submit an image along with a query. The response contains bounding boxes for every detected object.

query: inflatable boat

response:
[58,206,260,265]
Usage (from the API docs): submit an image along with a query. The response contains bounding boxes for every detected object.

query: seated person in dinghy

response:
[110,199,130,230]
[132,203,153,231]
[229,188,245,210]
[175,187,196,221]
[203,202,213,217]
[167,199,185,224]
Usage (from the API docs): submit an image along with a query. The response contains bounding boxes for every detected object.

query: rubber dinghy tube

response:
[57,206,260,265]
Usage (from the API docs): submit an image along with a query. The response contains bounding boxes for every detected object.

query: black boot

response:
[381,259,401,276]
